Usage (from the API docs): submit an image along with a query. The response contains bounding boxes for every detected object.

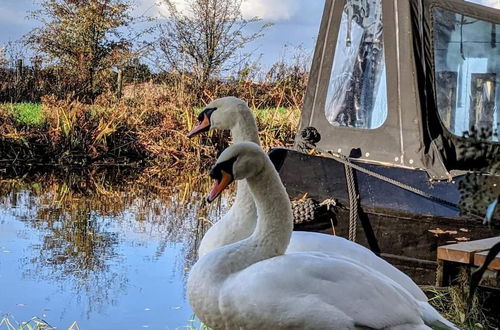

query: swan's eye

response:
[197,107,217,121]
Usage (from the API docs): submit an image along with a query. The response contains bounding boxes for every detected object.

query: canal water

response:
[0,167,226,329]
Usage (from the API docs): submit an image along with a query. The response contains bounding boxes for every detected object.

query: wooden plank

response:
[474,250,500,270]
[437,236,500,265]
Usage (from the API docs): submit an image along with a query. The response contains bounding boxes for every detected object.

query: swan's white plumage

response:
[219,254,428,330]
[198,181,255,257]
[194,97,456,329]
[188,143,431,329]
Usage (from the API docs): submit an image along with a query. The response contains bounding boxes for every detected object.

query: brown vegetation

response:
[0,71,303,168]
[0,0,308,168]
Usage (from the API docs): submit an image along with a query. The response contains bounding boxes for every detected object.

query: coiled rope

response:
[344,160,358,242]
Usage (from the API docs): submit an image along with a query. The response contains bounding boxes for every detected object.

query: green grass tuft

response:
[8,103,44,126]
[254,107,288,120]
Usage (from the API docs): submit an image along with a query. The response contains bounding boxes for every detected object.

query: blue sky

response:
[0,0,325,70]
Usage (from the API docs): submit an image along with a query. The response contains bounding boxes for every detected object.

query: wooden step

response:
[474,249,500,270]
[437,236,500,265]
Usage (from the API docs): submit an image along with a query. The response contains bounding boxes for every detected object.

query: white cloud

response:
[134,0,171,18]
[241,0,302,21]
[134,0,317,21]
[466,0,500,8]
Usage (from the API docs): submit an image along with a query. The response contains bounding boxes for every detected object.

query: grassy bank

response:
[0,88,300,169]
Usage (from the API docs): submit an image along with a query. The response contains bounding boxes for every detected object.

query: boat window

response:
[433,8,499,141]
[325,0,387,129]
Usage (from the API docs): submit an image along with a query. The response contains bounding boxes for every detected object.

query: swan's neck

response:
[231,112,259,144]
[233,179,253,206]
[246,166,293,257]
[202,162,292,274]
[188,160,292,327]
[229,110,259,225]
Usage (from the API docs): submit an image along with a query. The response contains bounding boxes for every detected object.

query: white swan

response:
[188,142,433,330]
[190,97,427,286]
[188,97,457,329]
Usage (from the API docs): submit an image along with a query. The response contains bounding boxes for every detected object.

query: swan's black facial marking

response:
[207,156,237,203]
[197,107,217,122]
[209,157,236,183]
[188,107,217,138]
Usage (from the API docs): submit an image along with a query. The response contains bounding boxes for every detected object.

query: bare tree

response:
[159,0,271,87]
[2,41,30,67]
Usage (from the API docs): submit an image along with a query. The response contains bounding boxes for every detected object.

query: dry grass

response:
[0,78,301,168]
[425,269,496,329]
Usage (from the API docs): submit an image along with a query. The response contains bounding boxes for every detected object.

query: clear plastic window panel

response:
[325,0,387,129]
[434,8,499,141]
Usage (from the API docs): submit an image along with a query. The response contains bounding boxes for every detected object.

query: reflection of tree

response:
[0,165,226,315]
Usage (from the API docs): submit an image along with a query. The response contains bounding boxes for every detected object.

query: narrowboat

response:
[269,0,500,283]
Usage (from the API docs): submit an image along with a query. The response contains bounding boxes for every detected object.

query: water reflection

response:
[0,166,226,328]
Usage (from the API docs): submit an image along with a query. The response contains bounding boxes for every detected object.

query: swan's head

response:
[187,97,251,137]
[206,142,266,202]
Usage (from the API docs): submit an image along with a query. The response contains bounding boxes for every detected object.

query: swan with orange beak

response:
[188,142,439,330]
[188,97,458,329]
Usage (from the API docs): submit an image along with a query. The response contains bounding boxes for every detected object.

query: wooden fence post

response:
[116,67,123,99]
[15,59,24,101]
[15,59,23,85]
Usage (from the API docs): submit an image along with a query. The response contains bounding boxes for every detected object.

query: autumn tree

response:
[25,0,153,100]
[159,0,271,87]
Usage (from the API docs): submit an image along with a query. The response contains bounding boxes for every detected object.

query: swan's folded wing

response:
[287,232,428,302]
[219,252,428,330]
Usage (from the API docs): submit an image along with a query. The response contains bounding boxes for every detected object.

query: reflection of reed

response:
[0,166,228,313]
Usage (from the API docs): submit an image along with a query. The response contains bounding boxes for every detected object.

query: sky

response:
[0,0,325,70]
[0,0,498,70]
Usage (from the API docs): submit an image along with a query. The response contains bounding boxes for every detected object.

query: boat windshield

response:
[433,8,499,141]
[325,0,387,129]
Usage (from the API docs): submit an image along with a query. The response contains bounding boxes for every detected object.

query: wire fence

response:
[0,58,152,103]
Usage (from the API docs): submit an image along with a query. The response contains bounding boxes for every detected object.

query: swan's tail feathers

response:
[419,302,459,330]
[430,319,460,330]
[388,325,431,330]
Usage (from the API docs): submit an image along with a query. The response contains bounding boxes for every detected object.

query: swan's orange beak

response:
[188,113,210,138]
[207,170,233,203]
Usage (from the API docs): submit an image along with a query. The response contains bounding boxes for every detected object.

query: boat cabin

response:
[271,0,500,283]
[300,0,499,178]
